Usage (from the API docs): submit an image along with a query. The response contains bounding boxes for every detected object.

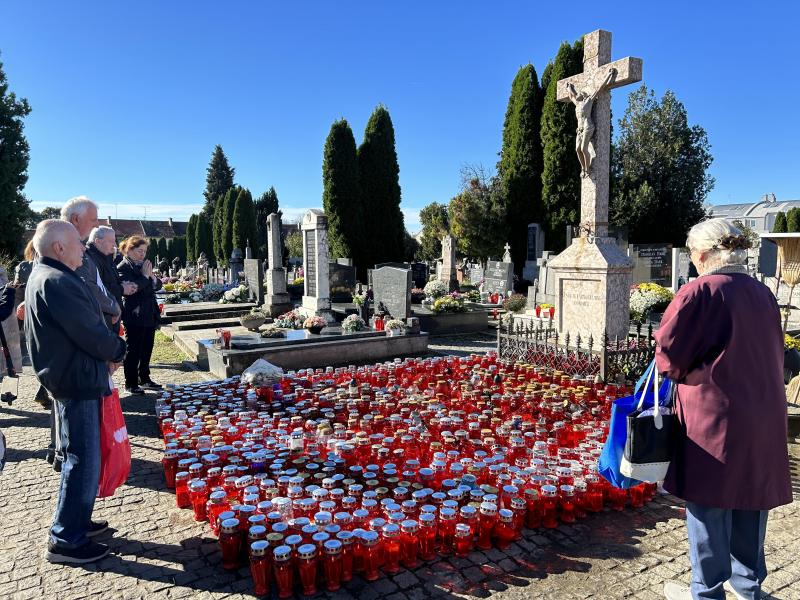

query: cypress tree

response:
[358,105,404,271]
[222,186,239,262]
[255,187,281,258]
[145,239,158,264]
[186,214,197,262]
[773,211,788,233]
[787,208,800,233]
[213,194,226,264]
[169,236,187,265]
[232,187,258,255]
[0,54,32,256]
[156,237,168,261]
[323,119,362,261]
[203,145,235,215]
[541,38,584,252]
[195,212,214,266]
[498,64,544,276]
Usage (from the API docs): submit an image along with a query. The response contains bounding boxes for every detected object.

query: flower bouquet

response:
[351,292,367,306]
[188,291,203,303]
[384,318,406,336]
[463,289,481,303]
[432,294,466,314]
[341,314,366,333]
[219,284,249,304]
[536,303,555,318]
[629,283,674,323]
[201,283,226,301]
[260,326,286,339]
[274,310,304,329]
[410,288,426,303]
[423,280,448,300]
[503,293,527,313]
[303,315,327,334]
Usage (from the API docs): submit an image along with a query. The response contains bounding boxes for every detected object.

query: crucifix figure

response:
[557,30,642,239]
[502,242,512,263]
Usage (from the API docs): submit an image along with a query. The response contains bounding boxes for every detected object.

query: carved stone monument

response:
[229,248,244,284]
[300,209,331,317]
[372,266,412,319]
[548,29,642,342]
[439,234,458,292]
[264,212,292,316]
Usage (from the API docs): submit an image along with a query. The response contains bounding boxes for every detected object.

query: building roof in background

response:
[710,196,800,219]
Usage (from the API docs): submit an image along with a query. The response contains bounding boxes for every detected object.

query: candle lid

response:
[250,540,269,556]
[324,539,343,554]
[273,544,292,561]
[220,518,240,533]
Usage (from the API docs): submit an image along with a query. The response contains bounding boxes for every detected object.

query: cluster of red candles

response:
[157,353,654,597]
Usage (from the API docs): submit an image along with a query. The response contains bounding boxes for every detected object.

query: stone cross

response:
[502,243,512,263]
[557,29,642,239]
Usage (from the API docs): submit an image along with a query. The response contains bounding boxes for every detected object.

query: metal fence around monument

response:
[496,315,656,383]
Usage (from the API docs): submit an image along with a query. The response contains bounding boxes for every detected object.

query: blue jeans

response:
[50,397,101,549]
[685,501,768,600]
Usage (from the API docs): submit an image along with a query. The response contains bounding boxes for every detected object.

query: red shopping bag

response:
[98,388,131,497]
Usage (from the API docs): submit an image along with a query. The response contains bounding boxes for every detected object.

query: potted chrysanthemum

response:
[303,315,327,334]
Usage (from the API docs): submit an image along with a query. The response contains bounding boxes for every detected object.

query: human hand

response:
[142,260,153,277]
[122,281,137,295]
[111,314,120,324]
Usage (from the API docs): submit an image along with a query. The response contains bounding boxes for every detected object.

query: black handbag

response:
[620,362,680,483]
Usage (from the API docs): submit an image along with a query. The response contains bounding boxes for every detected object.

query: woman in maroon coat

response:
[656,219,792,600]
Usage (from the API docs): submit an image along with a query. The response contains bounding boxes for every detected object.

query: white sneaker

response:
[663,581,692,600]
[723,581,752,600]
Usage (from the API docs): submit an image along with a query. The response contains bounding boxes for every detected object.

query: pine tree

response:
[358,105,404,272]
[255,187,281,258]
[773,211,788,233]
[498,64,544,276]
[323,119,362,261]
[186,214,197,262]
[232,187,258,255]
[203,145,235,215]
[222,186,239,263]
[0,55,32,257]
[541,38,584,252]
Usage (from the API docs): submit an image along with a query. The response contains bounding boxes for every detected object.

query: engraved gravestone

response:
[410,262,428,288]
[243,258,265,305]
[630,244,672,287]
[484,260,514,295]
[300,209,330,316]
[372,266,412,319]
[329,262,356,302]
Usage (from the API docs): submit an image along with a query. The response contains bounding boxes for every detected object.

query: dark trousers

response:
[686,501,769,600]
[50,397,101,549]
[123,326,156,387]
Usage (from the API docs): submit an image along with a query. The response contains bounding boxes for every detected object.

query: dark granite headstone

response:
[484,260,514,294]
[372,266,412,318]
[758,239,778,276]
[631,244,672,287]
[305,231,317,296]
[329,262,356,302]
[410,262,428,288]
[230,248,244,284]
[243,258,264,305]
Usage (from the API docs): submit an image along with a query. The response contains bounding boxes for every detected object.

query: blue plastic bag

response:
[598,360,672,489]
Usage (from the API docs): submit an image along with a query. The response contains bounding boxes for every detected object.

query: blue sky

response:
[1,1,797,232]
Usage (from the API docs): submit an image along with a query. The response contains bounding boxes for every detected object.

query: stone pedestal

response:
[299,209,331,318]
[439,235,458,292]
[548,236,633,341]
[264,212,293,316]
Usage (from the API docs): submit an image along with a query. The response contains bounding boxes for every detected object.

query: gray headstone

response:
[372,266,412,318]
[630,244,673,287]
[484,260,514,294]
[230,248,244,284]
[244,258,265,304]
[758,239,778,276]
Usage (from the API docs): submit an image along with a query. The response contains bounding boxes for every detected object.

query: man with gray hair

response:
[25,219,126,564]
[86,225,136,332]
[61,197,121,327]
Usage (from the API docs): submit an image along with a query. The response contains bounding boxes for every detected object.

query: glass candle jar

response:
[189,480,208,522]
[559,485,576,523]
[219,518,242,570]
[336,531,354,582]
[476,502,498,550]
[297,543,318,596]
[162,449,179,488]
[399,519,419,568]
[454,523,473,557]
[381,524,402,574]
[509,497,526,539]
[585,474,604,512]
[249,539,270,597]
[361,530,381,582]
[493,509,515,549]
[438,508,457,556]
[273,545,294,600]
[540,485,558,529]
[323,539,343,591]
[418,513,437,561]
[206,491,230,535]
[174,472,191,508]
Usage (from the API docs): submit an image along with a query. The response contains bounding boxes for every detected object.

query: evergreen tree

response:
[221,186,239,263]
[418,202,449,261]
[773,211,788,233]
[203,145,235,215]
[232,187,258,255]
[787,208,800,233]
[498,64,544,276]
[194,213,215,267]
[169,236,187,265]
[156,237,168,262]
[448,167,507,263]
[0,55,32,257]
[213,194,226,264]
[255,187,281,259]
[541,39,584,252]
[323,119,362,261]
[186,214,197,262]
[358,105,404,272]
[610,85,713,245]
[145,238,158,264]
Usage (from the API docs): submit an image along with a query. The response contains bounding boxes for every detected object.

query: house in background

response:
[709,194,800,233]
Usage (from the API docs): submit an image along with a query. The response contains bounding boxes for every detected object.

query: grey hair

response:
[32,219,78,257]
[89,225,115,244]
[686,218,748,267]
[60,196,98,221]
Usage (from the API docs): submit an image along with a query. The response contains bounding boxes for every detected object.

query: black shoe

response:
[140,380,162,390]
[87,520,109,537]
[45,540,110,564]
[125,386,145,394]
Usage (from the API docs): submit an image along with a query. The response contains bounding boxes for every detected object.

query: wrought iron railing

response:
[497,315,656,383]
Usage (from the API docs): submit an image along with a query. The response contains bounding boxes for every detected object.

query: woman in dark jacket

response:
[657,218,792,600]
[117,236,162,394]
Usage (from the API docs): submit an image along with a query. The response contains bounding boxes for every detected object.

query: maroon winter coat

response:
[654,269,792,510]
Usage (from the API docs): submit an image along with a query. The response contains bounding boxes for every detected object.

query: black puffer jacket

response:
[117,257,162,328]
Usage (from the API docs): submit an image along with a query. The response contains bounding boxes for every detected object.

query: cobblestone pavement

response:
[1,360,799,600]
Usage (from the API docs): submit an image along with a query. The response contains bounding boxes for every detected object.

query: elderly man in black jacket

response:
[25,219,126,564]
[86,226,137,332]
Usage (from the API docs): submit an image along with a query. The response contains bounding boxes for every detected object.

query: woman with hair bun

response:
[658,218,792,600]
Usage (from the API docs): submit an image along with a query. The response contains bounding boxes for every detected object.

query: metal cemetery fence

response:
[497,315,656,383]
